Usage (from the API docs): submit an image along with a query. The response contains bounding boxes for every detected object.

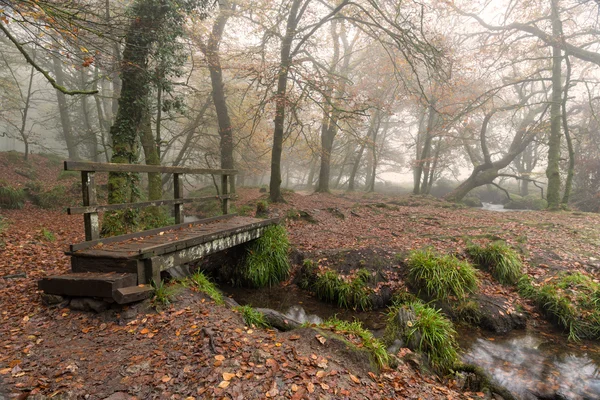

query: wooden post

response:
[222,174,229,215]
[174,173,183,224]
[82,171,99,241]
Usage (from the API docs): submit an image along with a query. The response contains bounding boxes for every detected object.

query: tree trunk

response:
[107,0,169,205]
[413,104,436,194]
[546,0,563,210]
[561,56,574,206]
[348,141,366,192]
[202,1,236,195]
[53,57,79,160]
[139,109,162,201]
[18,63,35,161]
[269,0,302,202]
[80,68,99,161]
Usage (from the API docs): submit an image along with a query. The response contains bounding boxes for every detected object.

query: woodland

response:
[1,0,600,399]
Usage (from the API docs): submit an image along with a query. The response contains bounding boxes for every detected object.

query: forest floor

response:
[1,152,600,399]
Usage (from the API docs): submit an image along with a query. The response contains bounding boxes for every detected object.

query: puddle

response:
[223,284,600,400]
[458,331,600,400]
[481,202,526,212]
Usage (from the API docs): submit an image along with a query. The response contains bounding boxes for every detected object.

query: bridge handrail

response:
[65,161,237,243]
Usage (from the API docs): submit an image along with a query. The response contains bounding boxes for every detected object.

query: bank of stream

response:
[222,284,600,400]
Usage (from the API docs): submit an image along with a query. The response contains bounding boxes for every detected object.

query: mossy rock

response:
[462,196,483,208]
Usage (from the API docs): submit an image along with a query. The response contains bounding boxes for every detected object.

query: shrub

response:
[234,204,253,216]
[58,170,79,180]
[0,185,25,209]
[504,194,547,210]
[321,317,389,370]
[241,224,290,287]
[235,305,269,328]
[139,207,174,230]
[40,228,56,242]
[189,271,224,305]
[407,249,479,301]
[519,272,600,341]
[34,185,69,209]
[385,301,459,373]
[466,241,523,285]
[462,196,483,208]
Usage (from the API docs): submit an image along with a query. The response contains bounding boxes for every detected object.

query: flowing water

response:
[223,285,600,400]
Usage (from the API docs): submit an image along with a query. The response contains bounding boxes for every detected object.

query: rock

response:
[162,265,191,280]
[474,294,527,334]
[41,293,65,305]
[69,297,109,313]
[388,305,421,349]
[259,187,267,193]
[125,360,151,374]
[326,207,345,219]
[386,339,405,355]
[256,307,302,331]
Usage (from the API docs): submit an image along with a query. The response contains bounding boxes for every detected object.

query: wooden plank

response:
[138,218,279,257]
[71,257,140,273]
[68,214,237,252]
[82,171,99,241]
[67,195,232,215]
[65,160,238,175]
[38,272,137,298]
[113,285,153,304]
[174,173,183,224]
[147,226,268,271]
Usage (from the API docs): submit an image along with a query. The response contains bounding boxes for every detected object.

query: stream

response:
[223,284,600,400]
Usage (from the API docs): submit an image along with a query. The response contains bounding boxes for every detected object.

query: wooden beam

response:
[138,218,279,258]
[222,175,230,215]
[174,173,183,224]
[67,214,237,252]
[38,272,137,298]
[67,195,233,215]
[65,160,238,175]
[146,226,269,271]
[82,171,99,241]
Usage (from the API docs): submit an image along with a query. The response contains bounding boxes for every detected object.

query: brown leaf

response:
[215,355,225,361]
[349,374,360,384]
[315,334,326,345]
[217,380,230,389]
[222,372,236,381]
[307,382,315,394]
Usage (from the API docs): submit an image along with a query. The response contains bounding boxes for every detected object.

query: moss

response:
[407,249,479,301]
[57,170,79,180]
[466,241,523,285]
[32,185,70,209]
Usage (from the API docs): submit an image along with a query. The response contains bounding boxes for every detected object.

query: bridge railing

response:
[64,161,237,247]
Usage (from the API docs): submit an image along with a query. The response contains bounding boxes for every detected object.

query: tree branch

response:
[0,22,98,96]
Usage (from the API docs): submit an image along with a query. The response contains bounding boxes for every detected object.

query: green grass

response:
[467,241,523,285]
[518,272,600,341]
[189,271,224,305]
[241,224,290,288]
[235,305,270,328]
[40,228,56,242]
[234,204,254,216]
[385,301,459,373]
[320,317,389,370]
[0,185,25,209]
[152,280,179,307]
[407,249,479,301]
[256,200,269,217]
[312,269,372,311]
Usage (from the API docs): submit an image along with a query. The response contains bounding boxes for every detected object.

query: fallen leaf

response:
[307,382,315,394]
[222,372,236,381]
[161,375,171,383]
[215,355,225,361]
[315,334,326,345]
[349,374,360,384]
[217,380,230,389]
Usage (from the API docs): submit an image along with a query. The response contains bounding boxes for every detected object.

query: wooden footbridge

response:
[39,161,278,304]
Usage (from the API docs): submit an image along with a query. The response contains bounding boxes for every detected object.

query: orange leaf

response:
[222,372,235,381]
[217,380,230,389]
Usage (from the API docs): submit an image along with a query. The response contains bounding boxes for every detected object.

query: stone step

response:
[38,272,137,298]
[114,285,154,304]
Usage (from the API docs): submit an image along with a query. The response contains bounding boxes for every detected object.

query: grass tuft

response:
[320,317,389,370]
[467,241,522,285]
[189,271,224,305]
[518,272,600,341]
[312,269,372,311]
[241,225,290,288]
[235,305,270,328]
[152,280,178,307]
[407,249,478,301]
[385,301,459,373]
[0,185,25,209]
